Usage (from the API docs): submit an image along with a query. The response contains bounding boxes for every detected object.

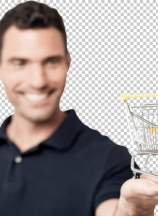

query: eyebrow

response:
[7,55,65,64]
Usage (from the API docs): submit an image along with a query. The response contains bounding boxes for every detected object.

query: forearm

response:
[113,197,154,216]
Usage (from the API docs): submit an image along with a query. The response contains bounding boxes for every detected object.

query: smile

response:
[24,93,48,101]
[22,90,54,105]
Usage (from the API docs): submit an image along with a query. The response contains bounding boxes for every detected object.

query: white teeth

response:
[24,94,48,101]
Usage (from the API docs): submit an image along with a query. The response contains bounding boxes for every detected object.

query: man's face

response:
[0,25,71,124]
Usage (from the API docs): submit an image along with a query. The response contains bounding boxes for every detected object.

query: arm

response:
[113,174,156,216]
[94,144,136,216]
[95,199,118,216]
[96,173,158,216]
[95,197,154,216]
[113,196,154,216]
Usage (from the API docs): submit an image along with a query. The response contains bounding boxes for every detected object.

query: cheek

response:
[59,74,67,92]
[2,84,16,106]
[1,77,11,96]
[1,75,19,106]
[52,70,67,88]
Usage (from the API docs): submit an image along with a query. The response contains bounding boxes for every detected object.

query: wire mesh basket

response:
[121,93,158,179]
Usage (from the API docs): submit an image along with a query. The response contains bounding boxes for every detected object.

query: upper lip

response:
[24,90,53,95]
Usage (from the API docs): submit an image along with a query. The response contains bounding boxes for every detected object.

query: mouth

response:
[22,89,55,106]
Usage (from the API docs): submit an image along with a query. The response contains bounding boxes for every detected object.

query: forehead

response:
[1,25,65,60]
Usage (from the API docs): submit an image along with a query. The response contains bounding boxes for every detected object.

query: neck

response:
[6,109,68,153]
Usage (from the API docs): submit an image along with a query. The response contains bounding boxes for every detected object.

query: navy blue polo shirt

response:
[0,109,133,216]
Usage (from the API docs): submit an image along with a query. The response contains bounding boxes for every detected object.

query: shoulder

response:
[77,123,131,163]
[79,123,128,150]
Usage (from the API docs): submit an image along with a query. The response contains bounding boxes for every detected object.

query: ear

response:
[0,65,2,80]
[66,52,71,69]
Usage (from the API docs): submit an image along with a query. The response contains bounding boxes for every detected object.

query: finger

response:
[122,178,158,197]
[140,171,158,184]
[152,171,158,175]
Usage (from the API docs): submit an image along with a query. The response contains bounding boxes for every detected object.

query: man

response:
[0,1,157,216]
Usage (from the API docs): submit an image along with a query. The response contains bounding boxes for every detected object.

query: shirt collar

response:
[0,109,83,151]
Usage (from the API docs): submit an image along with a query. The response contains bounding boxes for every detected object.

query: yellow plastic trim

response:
[121,93,158,103]
[148,126,158,133]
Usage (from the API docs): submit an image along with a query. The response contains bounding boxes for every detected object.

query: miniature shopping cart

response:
[121,93,158,179]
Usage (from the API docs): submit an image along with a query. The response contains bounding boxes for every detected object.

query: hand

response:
[114,172,158,216]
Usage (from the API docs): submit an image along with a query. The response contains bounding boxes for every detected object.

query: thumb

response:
[121,178,158,198]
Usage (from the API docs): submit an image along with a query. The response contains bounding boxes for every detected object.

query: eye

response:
[14,60,25,66]
[48,59,58,65]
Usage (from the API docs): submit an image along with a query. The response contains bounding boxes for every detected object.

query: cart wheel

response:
[133,172,141,179]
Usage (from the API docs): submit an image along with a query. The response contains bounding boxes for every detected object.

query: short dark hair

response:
[0,1,68,61]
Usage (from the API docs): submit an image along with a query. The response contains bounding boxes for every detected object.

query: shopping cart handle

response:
[121,93,158,102]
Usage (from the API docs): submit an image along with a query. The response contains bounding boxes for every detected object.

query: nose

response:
[27,64,48,89]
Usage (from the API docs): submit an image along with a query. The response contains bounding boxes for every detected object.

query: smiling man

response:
[2,24,70,153]
[0,1,158,216]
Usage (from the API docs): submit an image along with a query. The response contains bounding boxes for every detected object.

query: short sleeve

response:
[93,144,139,210]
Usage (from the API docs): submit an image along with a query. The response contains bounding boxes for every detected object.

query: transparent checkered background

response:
[1,0,158,214]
